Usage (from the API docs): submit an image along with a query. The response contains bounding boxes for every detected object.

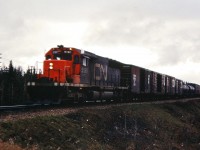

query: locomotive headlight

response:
[49,63,53,69]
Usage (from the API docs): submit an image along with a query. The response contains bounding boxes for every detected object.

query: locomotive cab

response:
[39,45,81,84]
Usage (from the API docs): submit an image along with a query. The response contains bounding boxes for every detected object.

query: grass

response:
[1,101,200,149]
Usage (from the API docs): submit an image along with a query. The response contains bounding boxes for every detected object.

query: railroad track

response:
[1,97,200,110]
[0,103,52,111]
[0,97,200,122]
[1,97,200,111]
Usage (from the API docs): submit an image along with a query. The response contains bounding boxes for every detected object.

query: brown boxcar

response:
[165,75,170,95]
[140,68,151,94]
[165,75,176,95]
[157,73,166,94]
[120,64,132,88]
[120,64,141,94]
[131,65,141,94]
[175,79,183,95]
[150,71,157,94]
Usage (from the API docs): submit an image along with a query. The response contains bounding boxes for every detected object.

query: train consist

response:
[27,45,200,103]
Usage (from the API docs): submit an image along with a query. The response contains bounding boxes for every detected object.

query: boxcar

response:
[150,71,157,94]
[175,79,183,96]
[157,73,165,95]
[131,65,141,94]
[140,68,151,94]
[165,75,175,96]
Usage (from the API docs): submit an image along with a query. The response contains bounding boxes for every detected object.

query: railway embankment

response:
[0,100,200,149]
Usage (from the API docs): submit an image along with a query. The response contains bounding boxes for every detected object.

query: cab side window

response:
[53,50,62,60]
[74,55,80,64]
[63,51,72,60]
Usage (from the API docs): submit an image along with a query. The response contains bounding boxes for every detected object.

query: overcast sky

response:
[0,0,200,84]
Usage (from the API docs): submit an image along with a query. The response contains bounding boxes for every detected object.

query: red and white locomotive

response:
[27,45,122,103]
[27,45,200,103]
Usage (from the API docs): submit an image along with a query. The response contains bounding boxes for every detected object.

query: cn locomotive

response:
[26,45,200,103]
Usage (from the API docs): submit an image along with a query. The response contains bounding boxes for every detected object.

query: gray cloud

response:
[0,0,200,83]
[84,15,200,67]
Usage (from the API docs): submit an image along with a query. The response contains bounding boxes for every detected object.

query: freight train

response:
[26,45,200,103]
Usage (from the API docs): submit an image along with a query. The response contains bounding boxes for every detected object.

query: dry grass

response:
[0,141,22,150]
[0,101,200,149]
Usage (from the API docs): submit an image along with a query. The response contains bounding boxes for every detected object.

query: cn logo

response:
[94,63,107,81]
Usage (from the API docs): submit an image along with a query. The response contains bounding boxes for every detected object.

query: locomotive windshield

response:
[63,50,72,60]
[53,50,62,60]
[51,50,72,60]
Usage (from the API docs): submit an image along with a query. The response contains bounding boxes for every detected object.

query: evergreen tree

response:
[0,60,25,105]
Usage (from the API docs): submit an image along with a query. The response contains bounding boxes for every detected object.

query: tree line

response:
[0,61,27,105]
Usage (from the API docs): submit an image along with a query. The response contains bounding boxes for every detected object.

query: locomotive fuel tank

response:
[88,91,114,100]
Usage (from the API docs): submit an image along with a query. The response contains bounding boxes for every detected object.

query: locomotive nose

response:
[43,60,72,83]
